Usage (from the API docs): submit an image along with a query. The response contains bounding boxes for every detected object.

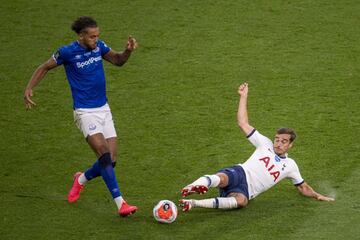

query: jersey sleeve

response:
[98,40,111,56]
[247,129,273,148]
[287,160,304,186]
[52,47,67,65]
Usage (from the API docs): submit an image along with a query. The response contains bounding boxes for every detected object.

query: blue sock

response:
[98,153,121,199]
[84,160,101,181]
[84,158,117,181]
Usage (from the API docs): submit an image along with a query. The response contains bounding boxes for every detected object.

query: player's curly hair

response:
[277,128,297,142]
[71,16,97,34]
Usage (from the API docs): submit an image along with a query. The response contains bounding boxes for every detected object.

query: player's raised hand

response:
[126,36,138,51]
[238,82,248,97]
[24,88,36,110]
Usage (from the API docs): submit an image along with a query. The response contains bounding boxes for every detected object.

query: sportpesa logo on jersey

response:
[76,56,102,69]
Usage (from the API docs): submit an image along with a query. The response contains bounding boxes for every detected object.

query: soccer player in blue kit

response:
[24,16,137,217]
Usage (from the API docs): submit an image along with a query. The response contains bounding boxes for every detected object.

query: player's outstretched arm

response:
[237,82,254,136]
[296,182,335,202]
[24,57,58,110]
[103,36,138,66]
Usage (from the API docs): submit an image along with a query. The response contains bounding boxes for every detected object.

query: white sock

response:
[190,175,220,188]
[78,173,88,185]
[193,197,238,209]
[114,196,124,209]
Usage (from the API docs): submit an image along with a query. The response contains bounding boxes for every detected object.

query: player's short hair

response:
[276,127,296,142]
[71,16,97,34]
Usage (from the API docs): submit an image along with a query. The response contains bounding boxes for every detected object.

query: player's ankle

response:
[78,173,88,185]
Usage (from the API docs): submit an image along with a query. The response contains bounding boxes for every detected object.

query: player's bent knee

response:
[216,173,229,188]
[98,145,110,156]
[111,153,117,162]
[235,195,248,208]
[228,193,248,208]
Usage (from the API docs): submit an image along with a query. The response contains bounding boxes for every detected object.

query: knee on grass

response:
[229,193,248,208]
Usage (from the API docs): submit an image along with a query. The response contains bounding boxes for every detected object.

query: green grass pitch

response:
[1,0,360,239]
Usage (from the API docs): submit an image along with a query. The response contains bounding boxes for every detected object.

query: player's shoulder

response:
[284,155,295,161]
[96,39,108,48]
[249,129,271,140]
[96,39,111,55]
[284,157,300,168]
[57,41,79,55]
[99,39,111,48]
[59,41,77,49]
[97,39,105,44]
[248,129,273,145]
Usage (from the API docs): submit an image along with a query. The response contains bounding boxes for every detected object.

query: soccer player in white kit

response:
[180,82,334,212]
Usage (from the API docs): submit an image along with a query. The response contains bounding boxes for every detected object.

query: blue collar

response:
[275,154,286,162]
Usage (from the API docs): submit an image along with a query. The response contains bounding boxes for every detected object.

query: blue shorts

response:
[218,165,249,200]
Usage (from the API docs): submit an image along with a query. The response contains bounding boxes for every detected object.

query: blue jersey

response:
[53,40,111,109]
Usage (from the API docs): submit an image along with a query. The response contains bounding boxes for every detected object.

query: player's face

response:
[79,27,99,49]
[273,134,293,156]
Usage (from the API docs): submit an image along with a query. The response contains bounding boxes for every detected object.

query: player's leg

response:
[181,173,226,197]
[106,137,117,167]
[104,136,137,216]
[102,112,137,215]
[76,137,117,186]
[68,111,103,203]
[68,133,108,203]
[70,110,103,188]
[179,192,247,212]
[86,133,137,216]
[68,106,137,216]
[74,108,117,184]
[180,165,249,212]
[74,133,107,186]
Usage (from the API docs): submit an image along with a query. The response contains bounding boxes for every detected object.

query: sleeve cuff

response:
[246,128,256,138]
[294,180,305,187]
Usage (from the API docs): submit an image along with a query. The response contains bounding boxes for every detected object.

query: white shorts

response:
[73,103,117,139]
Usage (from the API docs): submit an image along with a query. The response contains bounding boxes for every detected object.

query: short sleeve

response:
[52,45,72,65]
[247,129,273,148]
[52,49,65,65]
[98,40,111,56]
[287,160,304,186]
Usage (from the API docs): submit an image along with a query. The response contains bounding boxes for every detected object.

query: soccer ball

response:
[153,200,178,224]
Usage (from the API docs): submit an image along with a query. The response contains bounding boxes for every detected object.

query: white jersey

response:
[239,129,304,200]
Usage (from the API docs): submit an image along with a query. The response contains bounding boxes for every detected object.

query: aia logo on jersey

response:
[259,156,280,182]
